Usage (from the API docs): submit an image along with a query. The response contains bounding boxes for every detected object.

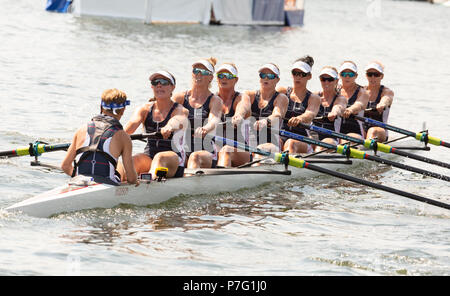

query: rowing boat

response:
[4,156,367,218]
[5,118,449,217]
[5,141,419,218]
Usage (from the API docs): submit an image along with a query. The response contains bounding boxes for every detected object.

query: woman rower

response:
[61,88,138,185]
[363,61,394,142]
[338,61,369,140]
[119,71,188,179]
[173,58,223,169]
[277,55,321,154]
[313,66,347,151]
[245,63,288,159]
[215,63,252,167]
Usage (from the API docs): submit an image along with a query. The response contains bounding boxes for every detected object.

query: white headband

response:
[339,62,358,73]
[216,64,238,77]
[319,68,338,79]
[292,61,312,73]
[193,59,215,74]
[258,63,280,77]
[365,62,384,74]
[149,70,176,85]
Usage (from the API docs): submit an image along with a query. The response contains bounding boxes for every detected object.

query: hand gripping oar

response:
[296,122,450,170]
[210,134,450,211]
[0,142,70,158]
[352,114,450,149]
[278,129,450,182]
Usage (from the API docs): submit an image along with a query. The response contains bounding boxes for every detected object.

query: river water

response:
[0,0,449,276]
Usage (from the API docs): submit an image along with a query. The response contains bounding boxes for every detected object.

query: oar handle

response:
[130,132,162,140]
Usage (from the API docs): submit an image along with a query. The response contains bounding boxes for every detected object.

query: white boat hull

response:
[6,159,359,218]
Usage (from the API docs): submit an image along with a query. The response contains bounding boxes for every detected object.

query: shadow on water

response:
[56,164,395,247]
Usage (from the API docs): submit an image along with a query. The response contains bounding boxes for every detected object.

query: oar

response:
[130,132,162,140]
[0,142,70,158]
[352,114,450,149]
[0,132,161,159]
[210,134,450,210]
[277,129,450,182]
[296,122,450,169]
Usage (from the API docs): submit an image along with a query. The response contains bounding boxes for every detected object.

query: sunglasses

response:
[217,72,236,80]
[320,76,335,82]
[340,71,356,78]
[151,78,171,86]
[193,68,212,76]
[259,72,278,80]
[366,72,382,77]
[292,70,309,77]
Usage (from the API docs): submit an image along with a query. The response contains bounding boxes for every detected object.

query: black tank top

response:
[251,90,278,119]
[183,91,217,155]
[144,102,179,156]
[313,93,342,140]
[341,85,364,136]
[283,87,311,137]
[364,85,386,122]
[221,91,240,121]
[250,90,280,146]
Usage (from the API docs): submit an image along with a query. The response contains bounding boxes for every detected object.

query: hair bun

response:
[208,57,217,67]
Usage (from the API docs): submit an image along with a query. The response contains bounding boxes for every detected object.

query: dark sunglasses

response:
[292,70,309,77]
[366,72,382,77]
[340,71,356,78]
[151,78,171,86]
[193,68,212,76]
[320,76,335,82]
[259,72,278,80]
[217,72,236,80]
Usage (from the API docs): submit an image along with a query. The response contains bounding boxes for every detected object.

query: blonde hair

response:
[370,60,385,71]
[101,88,127,115]
[206,57,217,69]
[101,88,127,105]
[341,60,357,67]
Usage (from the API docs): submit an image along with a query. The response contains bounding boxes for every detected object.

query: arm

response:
[328,95,346,121]
[160,105,189,139]
[124,104,150,135]
[377,87,394,112]
[257,93,289,129]
[60,131,79,177]
[269,93,288,123]
[119,131,138,185]
[232,92,251,125]
[288,94,321,126]
[343,89,369,117]
[197,95,223,137]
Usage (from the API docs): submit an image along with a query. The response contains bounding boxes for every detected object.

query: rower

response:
[61,89,138,186]
[363,61,394,142]
[277,55,321,154]
[339,61,369,141]
[119,71,188,180]
[245,63,288,162]
[215,63,252,167]
[313,67,347,152]
[172,58,223,169]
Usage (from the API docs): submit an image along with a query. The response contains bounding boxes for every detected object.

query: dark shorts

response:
[173,166,185,178]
